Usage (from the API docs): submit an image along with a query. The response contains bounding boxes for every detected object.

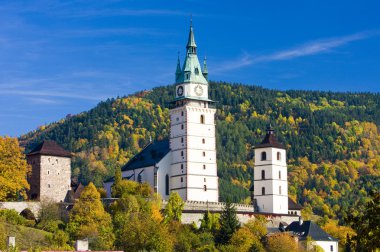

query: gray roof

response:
[27,140,71,157]
[288,197,303,210]
[286,221,339,242]
[121,139,170,171]
[255,125,285,149]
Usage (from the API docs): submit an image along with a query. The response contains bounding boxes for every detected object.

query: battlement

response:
[162,200,254,213]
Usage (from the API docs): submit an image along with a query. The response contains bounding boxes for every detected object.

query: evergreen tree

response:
[216,201,240,244]
[164,192,185,223]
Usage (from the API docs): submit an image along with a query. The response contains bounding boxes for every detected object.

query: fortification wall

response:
[0,202,41,216]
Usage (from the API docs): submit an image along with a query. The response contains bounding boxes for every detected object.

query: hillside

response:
[20,81,380,224]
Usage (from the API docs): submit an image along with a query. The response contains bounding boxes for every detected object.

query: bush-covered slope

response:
[19,81,380,223]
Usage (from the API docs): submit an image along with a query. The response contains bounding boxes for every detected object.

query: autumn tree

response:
[66,182,114,250]
[266,232,299,252]
[164,192,185,223]
[0,137,30,200]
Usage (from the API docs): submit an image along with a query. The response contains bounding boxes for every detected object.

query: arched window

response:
[204,185,207,191]
[261,152,267,161]
[180,177,183,182]
[262,187,265,195]
[261,170,265,180]
[165,174,169,195]
[202,138,205,144]
[200,115,205,124]
[203,164,206,170]
[181,137,184,143]
[279,186,282,195]
[279,171,281,179]
[203,151,206,157]
[277,152,281,161]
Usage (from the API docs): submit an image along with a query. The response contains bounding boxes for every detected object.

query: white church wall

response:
[187,163,217,176]
[187,188,218,202]
[157,152,171,200]
[311,241,338,252]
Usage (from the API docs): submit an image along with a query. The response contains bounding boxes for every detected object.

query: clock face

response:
[177,86,184,96]
[195,84,203,96]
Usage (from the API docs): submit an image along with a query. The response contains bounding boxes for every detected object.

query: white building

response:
[253,126,288,214]
[104,22,219,202]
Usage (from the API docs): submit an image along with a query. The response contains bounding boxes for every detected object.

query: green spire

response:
[202,56,208,80]
[186,20,197,54]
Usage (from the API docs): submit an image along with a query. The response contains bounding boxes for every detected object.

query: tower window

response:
[203,151,206,157]
[279,171,281,179]
[279,186,282,195]
[138,174,142,183]
[203,164,206,170]
[165,174,169,195]
[262,187,265,195]
[47,170,50,175]
[181,151,184,157]
[195,67,199,75]
[181,177,183,182]
[204,185,207,191]
[181,137,184,143]
[48,184,51,188]
[202,138,205,144]
[277,152,281,161]
[261,170,265,180]
[200,115,205,124]
[261,152,267,161]
[181,111,184,116]
[181,124,184,130]
[181,164,184,170]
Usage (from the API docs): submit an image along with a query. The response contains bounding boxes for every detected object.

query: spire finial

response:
[190,14,193,27]
[266,123,274,134]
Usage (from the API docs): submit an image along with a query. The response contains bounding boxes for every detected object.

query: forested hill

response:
[20,81,380,224]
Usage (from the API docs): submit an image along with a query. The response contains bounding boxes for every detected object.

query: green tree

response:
[346,191,380,251]
[200,211,220,232]
[164,192,185,223]
[216,201,240,244]
[0,137,30,200]
[66,182,114,250]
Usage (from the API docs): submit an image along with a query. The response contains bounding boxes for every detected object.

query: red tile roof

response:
[27,140,71,157]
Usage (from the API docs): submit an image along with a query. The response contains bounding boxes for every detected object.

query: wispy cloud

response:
[215,30,379,73]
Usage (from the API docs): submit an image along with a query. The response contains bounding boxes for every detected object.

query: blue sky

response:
[1,1,379,136]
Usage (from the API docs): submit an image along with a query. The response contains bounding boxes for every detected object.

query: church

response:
[104,22,292,215]
[104,22,218,202]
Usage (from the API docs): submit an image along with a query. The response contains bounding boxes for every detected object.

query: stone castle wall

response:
[0,202,41,216]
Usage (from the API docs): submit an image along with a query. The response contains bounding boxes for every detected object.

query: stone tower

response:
[27,140,71,202]
[253,126,288,214]
[168,21,219,202]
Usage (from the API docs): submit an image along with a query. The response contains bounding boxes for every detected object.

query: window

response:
[181,164,184,170]
[181,124,184,130]
[330,245,333,252]
[279,186,282,195]
[195,67,199,75]
[204,178,206,182]
[277,152,281,161]
[176,117,179,121]
[204,185,207,191]
[203,164,206,170]
[200,115,205,124]
[279,171,281,179]
[181,137,184,143]
[202,138,205,144]
[138,174,142,183]
[48,184,51,188]
[47,170,50,175]
[165,174,169,195]
[181,177,183,182]
[261,170,265,180]
[181,151,184,157]
[181,111,184,116]
[262,187,265,195]
[203,152,206,157]
[261,152,267,161]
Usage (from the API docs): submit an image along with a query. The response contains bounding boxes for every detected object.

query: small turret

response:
[202,56,208,80]
[186,20,197,55]
[175,53,181,82]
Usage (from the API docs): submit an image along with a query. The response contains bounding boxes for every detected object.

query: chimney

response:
[75,239,89,251]
[299,216,303,225]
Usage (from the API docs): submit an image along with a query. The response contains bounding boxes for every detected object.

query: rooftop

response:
[288,197,303,210]
[27,140,71,157]
[255,125,285,149]
[286,220,339,242]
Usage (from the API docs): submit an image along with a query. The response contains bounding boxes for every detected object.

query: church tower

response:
[169,21,219,202]
[253,125,288,214]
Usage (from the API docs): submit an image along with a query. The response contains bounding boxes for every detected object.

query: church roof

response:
[288,197,303,210]
[27,140,71,157]
[255,125,285,149]
[286,220,339,242]
[121,139,170,171]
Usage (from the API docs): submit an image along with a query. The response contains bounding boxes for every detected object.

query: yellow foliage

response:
[0,137,30,201]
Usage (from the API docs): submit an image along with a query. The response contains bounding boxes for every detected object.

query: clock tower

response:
[169,21,219,202]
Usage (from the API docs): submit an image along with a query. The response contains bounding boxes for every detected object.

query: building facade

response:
[253,126,289,214]
[26,140,71,202]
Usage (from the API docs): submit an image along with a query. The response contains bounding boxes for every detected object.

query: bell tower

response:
[253,125,288,214]
[169,21,218,202]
